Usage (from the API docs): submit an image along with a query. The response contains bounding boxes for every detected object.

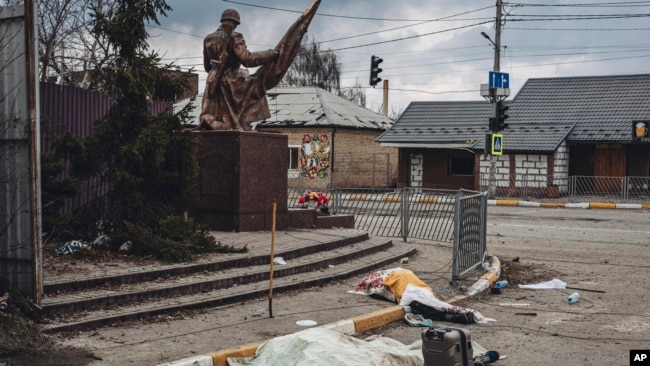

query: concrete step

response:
[41,237,392,315]
[43,230,369,295]
[42,237,416,333]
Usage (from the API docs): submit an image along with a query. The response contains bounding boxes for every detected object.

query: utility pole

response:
[487,0,503,199]
[25,0,43,304]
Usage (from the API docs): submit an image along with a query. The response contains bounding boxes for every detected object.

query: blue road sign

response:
[489,71,510,89]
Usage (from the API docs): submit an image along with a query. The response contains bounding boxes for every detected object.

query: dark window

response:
[289,146,299,170]
[448,155,474,176]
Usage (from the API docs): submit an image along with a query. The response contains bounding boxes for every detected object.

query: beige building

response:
[255,87,398,190]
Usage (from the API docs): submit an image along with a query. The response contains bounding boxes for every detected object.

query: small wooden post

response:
[268,200,277,318]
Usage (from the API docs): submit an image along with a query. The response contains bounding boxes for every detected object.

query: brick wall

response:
[256,127,398,189]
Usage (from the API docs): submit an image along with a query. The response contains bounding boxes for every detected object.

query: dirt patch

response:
[499,257,565,287]
[42,241,160,278]
[0,310,97,366]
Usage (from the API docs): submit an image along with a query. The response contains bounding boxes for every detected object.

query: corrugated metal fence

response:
[0,5,36,300]
[40,82,171,214]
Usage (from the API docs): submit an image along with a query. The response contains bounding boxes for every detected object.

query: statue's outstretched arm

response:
[233,34,279,68]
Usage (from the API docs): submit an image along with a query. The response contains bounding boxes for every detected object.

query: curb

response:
[488,199,649,209]
[159,257,502,366]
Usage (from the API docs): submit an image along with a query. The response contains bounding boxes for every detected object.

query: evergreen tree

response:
[49,0,244,261]
[82,0,197,226]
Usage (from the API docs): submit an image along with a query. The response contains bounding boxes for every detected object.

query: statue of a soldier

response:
[198,1,321,131]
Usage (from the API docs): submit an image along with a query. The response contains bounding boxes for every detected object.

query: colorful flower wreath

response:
[296,190,330,208]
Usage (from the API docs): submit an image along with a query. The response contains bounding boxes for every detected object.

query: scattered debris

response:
[118,241,132,252]
[518,278,566,290]
[404,313,432,327]
[566,286,605,293]
[295,320,317,327]
[54,240,89,255]
[54,235,111,255]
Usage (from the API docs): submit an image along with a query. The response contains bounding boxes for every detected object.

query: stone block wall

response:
[477,149,568,197]
[409,153,423,191]
[553,142,569,193]
[479,154,511,187]
[514,154,548,188]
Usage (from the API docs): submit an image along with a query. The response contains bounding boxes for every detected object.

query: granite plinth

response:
[189,131,288,231]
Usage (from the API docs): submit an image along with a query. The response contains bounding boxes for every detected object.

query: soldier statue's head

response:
[221,9,241,25]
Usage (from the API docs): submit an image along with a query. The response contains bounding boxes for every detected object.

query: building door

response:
[594,145,626,193]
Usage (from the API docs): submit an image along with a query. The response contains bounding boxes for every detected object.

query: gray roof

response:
[257,87,394,130]
[375,101,490,148]
[376,101,572,152]
[514,74,650,143]
[378,73,650,152]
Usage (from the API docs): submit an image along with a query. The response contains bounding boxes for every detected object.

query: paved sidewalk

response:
[159,256,502,366]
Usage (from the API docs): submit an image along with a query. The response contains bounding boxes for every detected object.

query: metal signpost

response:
[480,0,507,199]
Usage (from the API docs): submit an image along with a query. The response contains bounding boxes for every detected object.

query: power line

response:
[327,21,494,52]
[222,0,490,22]
[319,6,494,44]
[508,26,650,31]
[507,1,650,7]
[507,14,650,21]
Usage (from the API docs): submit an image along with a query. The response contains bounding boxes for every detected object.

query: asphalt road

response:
[54,206,650,365]
[364,206,650,366]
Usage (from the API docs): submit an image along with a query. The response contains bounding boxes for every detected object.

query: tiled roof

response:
[375,101,491,148]
[514,74,650,143]
[378,73,650,152]
[257,87,394,130]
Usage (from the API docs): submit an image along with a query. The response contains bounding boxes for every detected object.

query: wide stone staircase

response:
[40,228,415,333]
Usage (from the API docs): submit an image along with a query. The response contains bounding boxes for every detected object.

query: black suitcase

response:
[421,326,472,366]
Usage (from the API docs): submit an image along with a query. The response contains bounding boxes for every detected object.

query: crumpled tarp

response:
[227,327,491,366]
[227,327,423,366]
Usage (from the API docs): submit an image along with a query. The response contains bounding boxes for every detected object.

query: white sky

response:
[146,0,650,114]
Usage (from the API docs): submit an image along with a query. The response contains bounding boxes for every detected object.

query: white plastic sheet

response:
[518,279,567,289]
[227,328,423,366]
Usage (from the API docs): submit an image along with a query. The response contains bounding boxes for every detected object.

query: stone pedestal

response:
[189,131,288,232]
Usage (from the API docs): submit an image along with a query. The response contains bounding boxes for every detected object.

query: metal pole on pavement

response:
[487,0,503,199]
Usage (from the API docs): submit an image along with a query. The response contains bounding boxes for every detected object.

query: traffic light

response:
[489,117,497,131]
[496,101,509,131]
[369,55,383,87]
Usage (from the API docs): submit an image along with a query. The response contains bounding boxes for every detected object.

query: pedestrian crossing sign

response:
[491,133,503,155]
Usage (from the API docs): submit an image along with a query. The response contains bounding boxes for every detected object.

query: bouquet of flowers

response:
[297,190,329,208]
